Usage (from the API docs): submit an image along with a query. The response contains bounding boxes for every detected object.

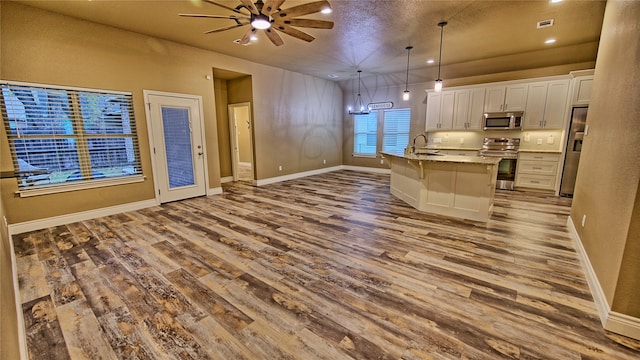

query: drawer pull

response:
[533,167,542,170]
[530,180,540,183]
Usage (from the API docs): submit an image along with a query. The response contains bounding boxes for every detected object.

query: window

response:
[353,111,378,156]
[382,108,411,152]
[1,81,142,195]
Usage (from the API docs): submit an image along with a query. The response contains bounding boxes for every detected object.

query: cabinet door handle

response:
[530,180,540,184]
[533,167,542,170]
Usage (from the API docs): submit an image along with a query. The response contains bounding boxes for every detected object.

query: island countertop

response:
[380,151,502,165]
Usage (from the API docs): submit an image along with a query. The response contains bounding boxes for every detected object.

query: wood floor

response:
[13,170,640,359]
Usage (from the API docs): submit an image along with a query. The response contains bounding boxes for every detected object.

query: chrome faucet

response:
[411,133,428,153]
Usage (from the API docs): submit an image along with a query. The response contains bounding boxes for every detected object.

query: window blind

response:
[382,108,411,153]
[353,111,378,156]
[1,82,142,192]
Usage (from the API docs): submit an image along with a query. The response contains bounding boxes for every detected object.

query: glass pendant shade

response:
[434,79,443,92]
[403,90,410,101]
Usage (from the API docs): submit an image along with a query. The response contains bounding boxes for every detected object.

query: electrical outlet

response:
[278,165,282,171]
[434,138,442,144]
[524,133,530,142]
[380,159,384,164]
[323,159,326,164]
[459,138,465,144]
[537,138,543,145]
[547,135,554,144]
[581,214,587,227]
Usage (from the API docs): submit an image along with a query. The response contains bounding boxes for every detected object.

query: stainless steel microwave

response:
[483,111,524,130]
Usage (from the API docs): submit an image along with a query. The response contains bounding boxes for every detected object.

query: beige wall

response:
[1,2,343,224]
[214,78,232,178]
[571,0,640,319]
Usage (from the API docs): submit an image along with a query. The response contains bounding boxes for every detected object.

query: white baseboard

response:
[207,187,223,196]
[342,165,391,174]
[220,176,234,184]
[567,216,640,340]
[8,199,157,235]
[566,216,610,326]
[607,312,640,340]
[255,165,343,186]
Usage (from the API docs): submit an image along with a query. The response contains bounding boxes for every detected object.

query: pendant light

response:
[348,70,369,115]
[403,46,413,101]
[434,21,447,92]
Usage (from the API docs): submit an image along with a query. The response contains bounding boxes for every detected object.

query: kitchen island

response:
[381,151,501,222]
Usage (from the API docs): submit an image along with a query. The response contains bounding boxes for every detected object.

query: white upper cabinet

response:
[453,88,485,130]
[524,82,549,128]
[425,92,442,130]
[425,91,455,130]
[439,91,455,129]
[524,80,569,129]
[571,76,593,105]
[484,84,528,112]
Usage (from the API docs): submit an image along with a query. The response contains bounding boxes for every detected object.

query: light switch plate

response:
[547,135,554,144]
[537,138,543,145]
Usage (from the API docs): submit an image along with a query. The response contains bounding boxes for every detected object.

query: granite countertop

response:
[380,151,501,165]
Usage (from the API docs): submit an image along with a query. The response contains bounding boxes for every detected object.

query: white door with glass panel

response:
[146,93,206,203]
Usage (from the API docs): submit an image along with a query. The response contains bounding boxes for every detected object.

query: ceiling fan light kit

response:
[435,21,447,92]
[181,0,334,47]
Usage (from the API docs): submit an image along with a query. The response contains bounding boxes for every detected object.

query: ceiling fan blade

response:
[179,13,248,21]
[274,19,334,29]
[239,0,259,15]
[204,22,248,34]
[274,23,315,42]
[203,0,246,14]
[272,0,331,19]
[264,28,285,46]
[239,27,258,44]
[262,0,286,16]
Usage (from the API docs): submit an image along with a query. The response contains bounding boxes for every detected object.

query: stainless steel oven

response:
[479,137,520,190]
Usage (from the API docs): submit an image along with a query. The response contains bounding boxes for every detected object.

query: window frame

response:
[352,111,379,157]
[382,108,411,153]
[1,80,144,197]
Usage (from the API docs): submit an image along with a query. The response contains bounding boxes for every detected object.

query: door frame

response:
[143,90,209,204]
[228,102,254,181]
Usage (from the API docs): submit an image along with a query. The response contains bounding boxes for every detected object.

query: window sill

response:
[352,153,377,158]
[16,175,146,198]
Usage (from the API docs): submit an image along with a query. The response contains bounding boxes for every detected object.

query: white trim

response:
[567,216,640,340]
[8,199,157,235]
[220,176,234,184]
[255,166,343,186]
[207,187,223,196]
[255,165,390,186]
[566,216,610,325]
[17,175,145,198]
[606,312,640,340]
[342,165,391,174]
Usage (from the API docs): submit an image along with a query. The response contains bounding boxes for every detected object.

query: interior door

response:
[146,93,206,203]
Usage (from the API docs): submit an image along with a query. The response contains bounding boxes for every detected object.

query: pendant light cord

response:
[405,46,413,92]
[436,22,447,80]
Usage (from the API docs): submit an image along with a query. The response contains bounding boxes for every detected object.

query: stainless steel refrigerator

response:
[560,106,588,197]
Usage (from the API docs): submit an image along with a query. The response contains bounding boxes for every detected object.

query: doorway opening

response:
[228,102,254,182]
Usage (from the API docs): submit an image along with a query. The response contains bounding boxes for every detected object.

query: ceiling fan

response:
[179,0,334,46]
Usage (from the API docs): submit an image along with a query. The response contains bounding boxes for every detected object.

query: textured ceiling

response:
[10,0,606,86]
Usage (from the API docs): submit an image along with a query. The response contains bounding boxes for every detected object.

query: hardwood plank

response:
[13,170,640,359]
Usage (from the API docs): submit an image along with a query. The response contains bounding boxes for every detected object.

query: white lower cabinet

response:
[515,152,561,191]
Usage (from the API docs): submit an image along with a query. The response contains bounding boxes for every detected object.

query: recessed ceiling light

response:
[250,34,258,41]
[550,0,563,3]
[327,74,339,78]
[427,59,435,64]
[545,38,556,44]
